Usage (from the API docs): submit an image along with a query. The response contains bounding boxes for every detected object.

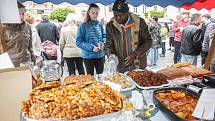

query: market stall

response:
[1,0,215,121]
[20,65,215,121]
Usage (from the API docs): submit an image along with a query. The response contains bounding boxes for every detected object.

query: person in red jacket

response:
[173,12,190,64]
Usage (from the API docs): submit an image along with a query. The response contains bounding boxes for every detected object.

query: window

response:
[37,10,44,14]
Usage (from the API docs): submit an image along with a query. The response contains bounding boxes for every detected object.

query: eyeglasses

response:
[89,11,99,15]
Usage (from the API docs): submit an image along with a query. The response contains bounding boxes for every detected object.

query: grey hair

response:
[202,14,211,19]
[64,13,76,26]
[41,14,49,21]
[191,13,201,22]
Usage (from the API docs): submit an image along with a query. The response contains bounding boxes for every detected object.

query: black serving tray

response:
[153,87,200,121]
[203,74,215,88]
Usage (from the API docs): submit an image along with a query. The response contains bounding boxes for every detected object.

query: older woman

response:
[59,13,85,75]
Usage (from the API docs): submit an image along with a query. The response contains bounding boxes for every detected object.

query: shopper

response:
[60,14,85,75]
[168,22,175,51]
[201,14,215,65]
[209,29,215,72]
[160,24,169,57]
[180,14,202,66]
[36,14,59,44]
[24,13,42,57]
[173,12,190,64]
[76,3,105,75]
[149,16,162,65]
[105,0,152,72]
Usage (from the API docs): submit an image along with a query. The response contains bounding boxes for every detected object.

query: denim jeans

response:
[150,48,158,65]
[161,42,166,55]
[181,54,198,66]
[174,41,181,64]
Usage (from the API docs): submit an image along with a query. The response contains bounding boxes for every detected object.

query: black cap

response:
[112,0,129,13]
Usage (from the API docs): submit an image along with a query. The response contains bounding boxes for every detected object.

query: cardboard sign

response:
[0,0,21,23]
[0,53,14,69]
[0,66,32,121]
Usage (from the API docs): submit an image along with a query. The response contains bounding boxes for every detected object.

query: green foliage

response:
[49,7,74,22]
[144,10,165,19]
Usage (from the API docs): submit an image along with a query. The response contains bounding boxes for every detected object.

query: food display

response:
[157,63,212,80]
[154,89,198,120]
[168,76,196,85]
[171,63,212,78]
[171,62,192,68]
[21,76,122,120]
[63,75,95,85]
[127,70,168,88]
[181,65,212,78]
[157,67,190,80]
[100,73,134,90]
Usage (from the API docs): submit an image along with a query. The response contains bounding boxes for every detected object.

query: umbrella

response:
[181,0,215,10]
[18,0,196,7]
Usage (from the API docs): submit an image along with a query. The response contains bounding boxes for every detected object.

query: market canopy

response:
[181,0,215,10]
[18,0,198,7]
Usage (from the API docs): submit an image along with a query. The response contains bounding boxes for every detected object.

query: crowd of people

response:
[146,11,215,72]
[2,0,215,76]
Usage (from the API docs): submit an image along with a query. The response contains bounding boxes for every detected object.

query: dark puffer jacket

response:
[180,23,202,56]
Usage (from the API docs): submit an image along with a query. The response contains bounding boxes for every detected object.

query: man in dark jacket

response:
[180,13,202,66]
[105,0,152,72]
[36,15,59,44]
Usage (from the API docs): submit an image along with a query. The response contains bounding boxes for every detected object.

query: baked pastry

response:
[21,75,122,120]
[157,67,190,80]
[33,81,61,91]
[181,65,212,78]
[171,63,192,68]
[63,75,95,85]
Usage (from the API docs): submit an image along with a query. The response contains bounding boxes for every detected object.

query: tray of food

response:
[157,67,191,80]
[21,75,122,121]
[95,73,136,92]
[125,69,170,90]
[153,87,199,121]
[171,63,213,78]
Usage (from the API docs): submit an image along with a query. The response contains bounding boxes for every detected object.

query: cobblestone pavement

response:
[146,47,174,72]
[146,40,202,72]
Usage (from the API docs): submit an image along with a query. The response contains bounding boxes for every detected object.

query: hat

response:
[112,0,129,13]
[17,2,25,8]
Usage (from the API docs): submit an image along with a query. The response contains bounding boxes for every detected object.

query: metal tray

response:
[95,73,136,92]
[153,87,200,121]
[22,110,122,121]
[124,70,170,90]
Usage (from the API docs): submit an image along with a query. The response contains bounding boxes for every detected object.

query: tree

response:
[144,10,165,19]
[49,7,74,22]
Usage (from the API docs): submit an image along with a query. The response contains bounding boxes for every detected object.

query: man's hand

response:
[124,54,136,67]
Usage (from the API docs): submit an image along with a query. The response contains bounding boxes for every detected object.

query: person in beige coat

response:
[59,14,85,75]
